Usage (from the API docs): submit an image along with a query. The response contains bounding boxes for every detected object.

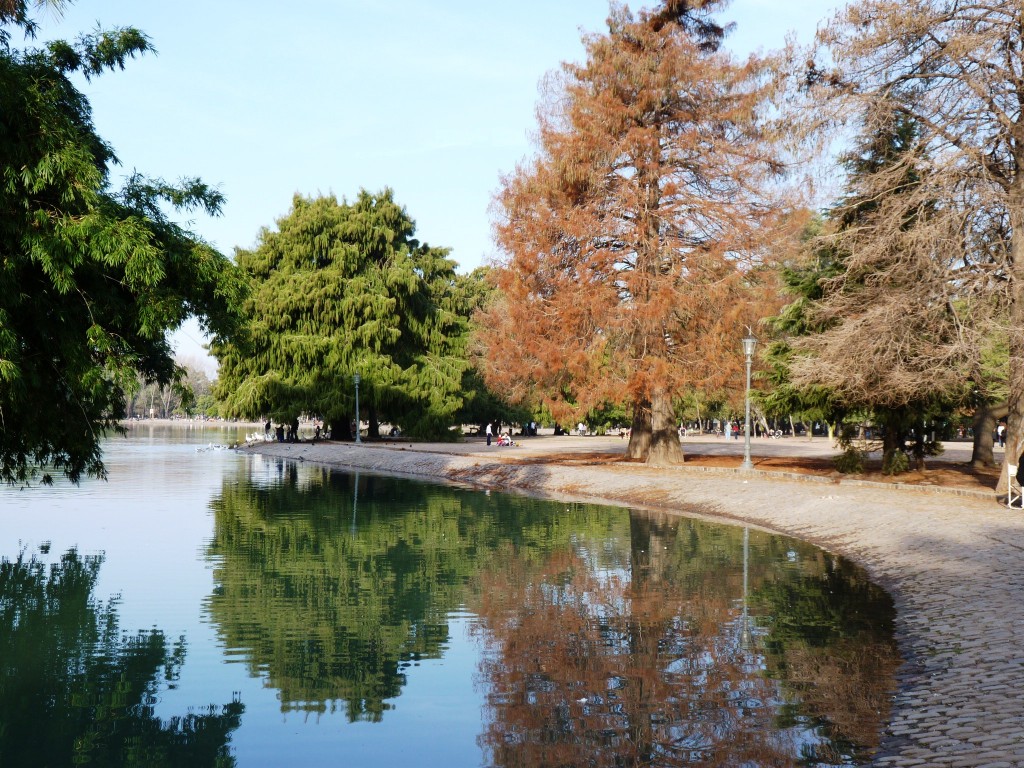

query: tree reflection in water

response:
[0,548,243,768]
[471,512,900,767]
[205,461,898,765]
[205,463,630,723]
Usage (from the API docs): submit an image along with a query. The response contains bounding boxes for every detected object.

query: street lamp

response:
[354,372,362,444]
[741,332,757,470]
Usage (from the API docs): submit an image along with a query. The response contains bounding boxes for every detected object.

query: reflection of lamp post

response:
[741,526,752,650]
[352,471,359,534]
[354,372,362,444]
[741,332,757,471]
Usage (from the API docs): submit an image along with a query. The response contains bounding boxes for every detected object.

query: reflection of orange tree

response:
[471,544,795,766]
[471,512,899,767]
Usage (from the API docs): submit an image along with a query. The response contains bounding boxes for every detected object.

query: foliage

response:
[0,4,243,484]
[782,109,970,470]
[585,400,630,435]
[760,216,847,430]
[451,267,532,431]
[127,363,212,418]
[833,446,865,475]
[477,0,786,465]
[881,447,909,476]
[801,0,1024,489]
[213,190,466,439]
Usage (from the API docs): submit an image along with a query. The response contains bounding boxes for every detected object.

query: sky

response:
[33,0,847,371]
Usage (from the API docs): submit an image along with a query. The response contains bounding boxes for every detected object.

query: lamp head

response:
[742,333,757,358]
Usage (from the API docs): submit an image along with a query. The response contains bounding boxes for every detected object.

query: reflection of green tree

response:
[753,553,900,764]
[206,465,628,722]
[0,549,243,767]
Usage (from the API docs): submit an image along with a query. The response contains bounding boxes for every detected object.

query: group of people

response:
[264,418,317,443]
[485,422,519,447]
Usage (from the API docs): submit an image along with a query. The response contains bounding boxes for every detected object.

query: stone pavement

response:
[241,434,1024,766]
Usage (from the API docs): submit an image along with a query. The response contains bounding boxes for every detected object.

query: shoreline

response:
[239,438,1024,767]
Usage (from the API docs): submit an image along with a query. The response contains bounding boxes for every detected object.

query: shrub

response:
[833,447,866,474]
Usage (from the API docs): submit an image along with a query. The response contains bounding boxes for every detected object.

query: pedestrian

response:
[486,422,493,446]
[998,422,1006,448]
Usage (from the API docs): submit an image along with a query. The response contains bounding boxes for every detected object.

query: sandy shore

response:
[239,435,1023,767]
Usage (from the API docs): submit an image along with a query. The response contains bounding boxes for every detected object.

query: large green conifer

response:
[214,190,467,438]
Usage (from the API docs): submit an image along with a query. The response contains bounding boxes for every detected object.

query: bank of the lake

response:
[238,436,1024,767]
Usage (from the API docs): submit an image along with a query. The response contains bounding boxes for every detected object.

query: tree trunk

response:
[972,401,1006,469]
[329,415,353,441]
[912,429,926,471]
[368,402,380,439]
[647,389,684,466]
[627,400,652,460]
[882,427,900,472]
[998,191,1024,497]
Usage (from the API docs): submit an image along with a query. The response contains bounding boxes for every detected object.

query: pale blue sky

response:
[34,0,845,368]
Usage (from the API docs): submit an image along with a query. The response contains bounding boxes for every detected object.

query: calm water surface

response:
[0,425,899,767]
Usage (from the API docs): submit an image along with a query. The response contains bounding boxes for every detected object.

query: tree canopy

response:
[477,0,786,465]
[0,2,242,484]
[213,190,468,438]
[794,0,1024,488]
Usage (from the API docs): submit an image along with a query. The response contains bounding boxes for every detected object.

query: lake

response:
[0,424,899,767]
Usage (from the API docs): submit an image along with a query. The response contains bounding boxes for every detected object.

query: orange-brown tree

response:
[478,0,786,465]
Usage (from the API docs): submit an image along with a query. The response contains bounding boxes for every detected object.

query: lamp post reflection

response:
[354,372,362,444]
[352,471,359,534]
[741,525,752,651]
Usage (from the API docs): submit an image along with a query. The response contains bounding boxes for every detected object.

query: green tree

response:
[213,191,467,439]
[0,3,243,484]
[454,266,534,433]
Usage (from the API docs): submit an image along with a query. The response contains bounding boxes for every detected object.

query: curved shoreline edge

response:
[240,440,1024,767]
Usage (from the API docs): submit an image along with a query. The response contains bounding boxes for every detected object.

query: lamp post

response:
[741,332,757,470]
[354,372,362,444]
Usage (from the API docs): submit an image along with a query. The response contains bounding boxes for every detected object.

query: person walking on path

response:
[486,422,493,446]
